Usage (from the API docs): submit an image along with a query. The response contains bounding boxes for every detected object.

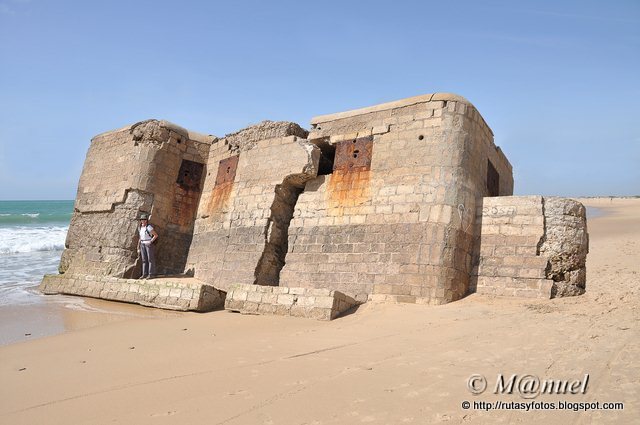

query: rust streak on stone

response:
[207,182,233,213]
[326,136,373,214]
[171,185,201,227]
[208,155,239,213]
[327,169,371,213]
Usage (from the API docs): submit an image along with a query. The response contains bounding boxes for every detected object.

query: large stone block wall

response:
[59,120,213,278]
[279,94,513,304]
[186,121,316,291]
[473,196,588,298]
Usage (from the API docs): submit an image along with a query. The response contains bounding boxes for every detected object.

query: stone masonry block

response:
[313,296,336,309]
[277,294,296,305]
[247,291,263,303]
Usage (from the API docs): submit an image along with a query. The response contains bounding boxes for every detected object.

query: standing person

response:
[138,213,158,279]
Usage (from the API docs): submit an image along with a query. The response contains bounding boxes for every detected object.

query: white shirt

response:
[139,225,154,245]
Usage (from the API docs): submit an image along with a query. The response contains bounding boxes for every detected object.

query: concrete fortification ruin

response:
[40,93,588,319]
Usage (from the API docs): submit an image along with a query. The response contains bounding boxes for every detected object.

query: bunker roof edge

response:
[310,92,471,124]
[91,119,217,145]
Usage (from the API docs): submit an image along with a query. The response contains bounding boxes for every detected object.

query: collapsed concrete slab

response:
[224,283,357,320]
[40,274,225,312]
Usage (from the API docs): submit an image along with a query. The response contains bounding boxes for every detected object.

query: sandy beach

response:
[0,197,637,424]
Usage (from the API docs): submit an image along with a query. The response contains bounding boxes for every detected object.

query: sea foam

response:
[0,226,68,254]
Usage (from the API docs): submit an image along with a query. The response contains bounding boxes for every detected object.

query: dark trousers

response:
[140,243,156,277]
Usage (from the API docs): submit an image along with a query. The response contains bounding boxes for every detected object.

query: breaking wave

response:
[0,226,68,254]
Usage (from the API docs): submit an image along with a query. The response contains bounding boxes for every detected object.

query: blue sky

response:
[0,0,638,199]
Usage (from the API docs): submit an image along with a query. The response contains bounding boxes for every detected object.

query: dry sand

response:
[0,197,638,424]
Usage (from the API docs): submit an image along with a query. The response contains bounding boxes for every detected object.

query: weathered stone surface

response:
[41,92,588,314]
[223,120,308,153]
[130,119,171,144]
[40,274,224,312]
[60,119,214,279]
[474,196,588,299]
[185,126,320,291]
[539,197,589,296]
[224,283,357,320]
[281,94,513,304]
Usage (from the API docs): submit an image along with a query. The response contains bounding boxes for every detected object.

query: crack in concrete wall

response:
[74,188,154,215]
[536,196,547,256]
[254,179,304,286]
[254,140,321,286]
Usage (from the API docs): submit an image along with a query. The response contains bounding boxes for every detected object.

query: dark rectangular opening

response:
[177,160,205,191]
[312,138,336,175]
[487,160,500,197]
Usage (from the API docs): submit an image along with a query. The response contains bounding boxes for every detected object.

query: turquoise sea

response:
[0,200,73,306]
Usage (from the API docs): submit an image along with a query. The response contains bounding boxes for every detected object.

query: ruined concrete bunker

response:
[40,93,588,319]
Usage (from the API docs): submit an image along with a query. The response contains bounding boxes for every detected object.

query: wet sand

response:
[0,295,186,346]
[0,197,638,424]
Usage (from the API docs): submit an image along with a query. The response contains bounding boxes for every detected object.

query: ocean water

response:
[0,200,73,306]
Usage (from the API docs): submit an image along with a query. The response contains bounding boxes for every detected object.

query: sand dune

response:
[0,197,638,424]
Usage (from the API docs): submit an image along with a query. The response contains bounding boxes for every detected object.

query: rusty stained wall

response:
[327,136,373,213]
[280,94,514,304]
[206,155,239,214]
[171,160,204,227]
[160,159,206,274]
[132,124,210,276]
[59,120,212,278]
[185,122,313,290]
